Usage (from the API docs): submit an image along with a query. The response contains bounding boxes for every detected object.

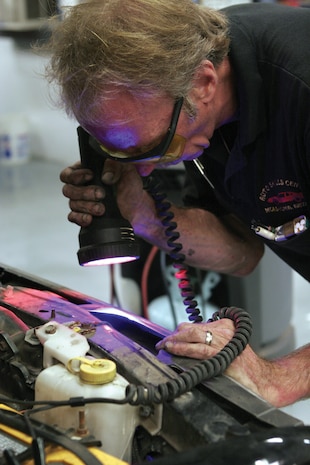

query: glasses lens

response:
[152,133,187,163]
[99,144,134,159]
[99,133,186,163]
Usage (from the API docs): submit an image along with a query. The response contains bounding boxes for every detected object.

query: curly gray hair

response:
[43,0,230,127]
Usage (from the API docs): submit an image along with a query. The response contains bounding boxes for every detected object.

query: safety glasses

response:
[96,97,186,163]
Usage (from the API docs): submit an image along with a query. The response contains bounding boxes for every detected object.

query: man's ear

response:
[190,60,218,104]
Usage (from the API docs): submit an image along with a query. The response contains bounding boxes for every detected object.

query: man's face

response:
[86,90,215,176]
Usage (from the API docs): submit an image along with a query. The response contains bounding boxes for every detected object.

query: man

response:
[45,0,310,408]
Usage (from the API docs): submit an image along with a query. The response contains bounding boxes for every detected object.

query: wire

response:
[0,307,251,412]
[132,176,253,404]
[0,177,253,412]
[0,305,251,414]
[124,306,252,405]
[3,450,20,465]
[0,409,103,465]
[160,250,179,328]
[143,176,203,323]
[22,413,46,465]
[141,245,159,319]
[32,438,45,465]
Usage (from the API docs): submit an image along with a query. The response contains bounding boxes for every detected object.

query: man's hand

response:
[156,319,310,408]
[60,162,106,226]
[60,160,155,232]
[59,161,264,275]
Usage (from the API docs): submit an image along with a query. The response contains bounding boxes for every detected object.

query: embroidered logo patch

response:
[259,179,306,213]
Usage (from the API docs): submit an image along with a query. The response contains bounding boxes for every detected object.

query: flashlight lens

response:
[81,256,138,266]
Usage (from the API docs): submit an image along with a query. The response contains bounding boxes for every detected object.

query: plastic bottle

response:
[34,322,139,462]
[0,113,30,165]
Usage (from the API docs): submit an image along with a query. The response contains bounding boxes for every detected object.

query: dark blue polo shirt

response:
[183,3,310,280]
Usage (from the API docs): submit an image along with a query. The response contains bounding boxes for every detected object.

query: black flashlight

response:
[76,126,140,266]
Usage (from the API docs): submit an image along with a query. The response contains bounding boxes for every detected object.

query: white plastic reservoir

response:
[34,322,140,462]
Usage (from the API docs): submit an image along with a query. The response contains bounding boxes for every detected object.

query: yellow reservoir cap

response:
[68,357,117,385]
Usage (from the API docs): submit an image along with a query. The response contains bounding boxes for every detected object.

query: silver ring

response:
[205,330,213,346]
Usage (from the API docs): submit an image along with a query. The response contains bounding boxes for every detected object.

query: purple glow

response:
[100,127,138,151]
[82,256,138,266]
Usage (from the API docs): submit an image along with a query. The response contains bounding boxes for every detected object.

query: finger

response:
[67,211,93,227]
[101,159,123,184]
[60,162,94,184]
[156,322,234,355]
[62,184,105,202]
[157,340,218,360]
[155,325,204,350]
[69,199,105,216]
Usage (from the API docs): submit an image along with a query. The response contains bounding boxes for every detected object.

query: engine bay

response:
[0,263,308,465]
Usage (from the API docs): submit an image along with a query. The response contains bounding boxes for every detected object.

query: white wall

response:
[0,36,79,164]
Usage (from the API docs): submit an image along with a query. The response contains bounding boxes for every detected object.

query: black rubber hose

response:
[142,426,310,465]
[0,409,103,465]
